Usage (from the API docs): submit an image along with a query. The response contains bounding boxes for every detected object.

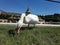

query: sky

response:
[0,0,60,15]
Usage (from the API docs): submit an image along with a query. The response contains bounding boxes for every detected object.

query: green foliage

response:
[0,25,60,45]
[44,13,60,22]
[0,14,11,19]
[38,13,60,22]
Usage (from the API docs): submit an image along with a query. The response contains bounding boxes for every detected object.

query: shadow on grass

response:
[20,27,34,30]
[8,29,16,37]
[7,27,34,37]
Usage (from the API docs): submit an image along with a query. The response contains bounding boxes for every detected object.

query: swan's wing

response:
[27,14,39,20]
[25,16,31,23]
[25,14,40,23]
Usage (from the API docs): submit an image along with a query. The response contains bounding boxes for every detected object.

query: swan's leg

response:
[28,23,30,29]
[34,24,35,28]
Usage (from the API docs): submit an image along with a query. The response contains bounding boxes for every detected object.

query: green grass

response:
[0,25,60,45]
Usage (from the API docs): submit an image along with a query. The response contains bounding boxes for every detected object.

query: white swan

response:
[17,13,40,34]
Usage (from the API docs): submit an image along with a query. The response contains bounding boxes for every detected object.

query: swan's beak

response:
[17,27,20,34]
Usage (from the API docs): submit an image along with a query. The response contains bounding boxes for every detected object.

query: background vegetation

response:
[0,10,60,22]
[40,13,60,22]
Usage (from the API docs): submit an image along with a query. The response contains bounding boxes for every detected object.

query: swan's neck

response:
[18,13,25,23]
[20,16,25,22]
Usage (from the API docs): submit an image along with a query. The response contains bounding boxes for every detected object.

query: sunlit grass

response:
[0,25,60,45]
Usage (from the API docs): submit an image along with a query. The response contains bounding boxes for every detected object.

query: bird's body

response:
[25,14,40,24]
[17,13,40,34]
[18,13,40,27]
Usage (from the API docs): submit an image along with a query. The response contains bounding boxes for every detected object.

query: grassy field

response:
[0,25,60,45]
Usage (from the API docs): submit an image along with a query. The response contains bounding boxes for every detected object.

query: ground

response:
[0,25,60,45]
